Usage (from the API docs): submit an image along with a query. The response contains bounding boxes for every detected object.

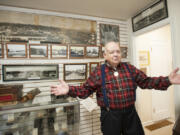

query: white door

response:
[150,42,172,121]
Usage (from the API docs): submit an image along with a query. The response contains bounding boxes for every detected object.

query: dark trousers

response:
[100,105,144,135]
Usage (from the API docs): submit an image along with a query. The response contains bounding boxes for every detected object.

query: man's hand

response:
[51,80,69,96]
[169,68,180,84]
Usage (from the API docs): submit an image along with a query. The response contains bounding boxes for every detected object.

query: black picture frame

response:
[3,65,59,82]
[132,0,168,32]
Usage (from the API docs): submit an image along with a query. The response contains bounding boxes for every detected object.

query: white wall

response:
[128,0,180,120]
[167,0,180,119]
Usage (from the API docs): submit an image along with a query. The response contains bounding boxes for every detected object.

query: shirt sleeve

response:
[67,67,101,99]
[129,64,172,90]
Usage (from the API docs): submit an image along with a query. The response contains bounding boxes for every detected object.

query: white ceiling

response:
[0,0,157,20]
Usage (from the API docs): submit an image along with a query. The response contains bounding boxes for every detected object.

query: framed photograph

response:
[64,63,87,82]
[86,46,99,58]
[132,0,168,32]
[3,65,58,82]
[100,46,105,58]
[29,44,48,58]
[89,62,99,74]
[6,43,27,58]
[120,46,128,58]
[139,51,150,66]
[69,45,85,59]
[0,44,4,58]
[99,24,119,46]
[50,44,68,59]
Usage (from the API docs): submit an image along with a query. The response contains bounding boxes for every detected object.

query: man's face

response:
[103,42,121,68]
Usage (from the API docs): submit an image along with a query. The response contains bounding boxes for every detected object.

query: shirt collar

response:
[105,60,121,70]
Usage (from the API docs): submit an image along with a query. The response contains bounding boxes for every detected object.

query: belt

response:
[101,105,135,113]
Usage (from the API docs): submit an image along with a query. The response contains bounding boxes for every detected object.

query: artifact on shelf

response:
[19,88,41,103]
[0,84,23,106]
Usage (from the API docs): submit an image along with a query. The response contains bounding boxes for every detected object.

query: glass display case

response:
[0,99,80,135]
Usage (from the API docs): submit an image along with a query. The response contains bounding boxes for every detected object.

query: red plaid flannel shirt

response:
[68,62,171,109]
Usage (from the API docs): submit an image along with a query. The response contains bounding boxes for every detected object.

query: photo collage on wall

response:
[0,21,128,83]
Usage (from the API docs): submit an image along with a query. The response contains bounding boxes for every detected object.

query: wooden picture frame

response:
[120,46,128,58]
[69,45,85,59]
[29,44,48,58]
[50,44,68,59]
[86,46,99,58]
[100,46,105,58]
[64,63,87,82]
[6,43,27,58]
[0,43,4,58]
[89,62,99,74]
[99,23,119,46]
[3,64,58,82]
[132,0,168,32]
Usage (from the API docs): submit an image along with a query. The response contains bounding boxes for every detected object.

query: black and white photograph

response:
[120,46,128,58]
[51,44,68,59]
[69,45,85,59]
[64,63,87,82]
[86,46,99,58]
[3,65,59,81]
[6,43,27,58]
[89,62,99,74]
[132,0,168,32]
[29,44,48,58]
[0,44,4,58]
[99,24,119,46]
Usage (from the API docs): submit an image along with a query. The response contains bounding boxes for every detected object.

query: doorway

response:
[134,24,175,124]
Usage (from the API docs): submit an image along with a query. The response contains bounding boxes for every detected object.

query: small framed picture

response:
[64,63,87,82]
[3,64,59,82]
[0,44,4,58]
[29,44,48,58]
[89,62,99,74]
[51,44,68,59]
[100,46,105,58]
[6,43,27,58]
[69,45,85,59]
[120,46,128,58]
[139,51,150,66]
[86,46,99,58]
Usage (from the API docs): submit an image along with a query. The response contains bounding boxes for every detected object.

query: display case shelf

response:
[0,100,80,135]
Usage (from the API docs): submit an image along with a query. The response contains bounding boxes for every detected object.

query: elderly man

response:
[51,41,180,135]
